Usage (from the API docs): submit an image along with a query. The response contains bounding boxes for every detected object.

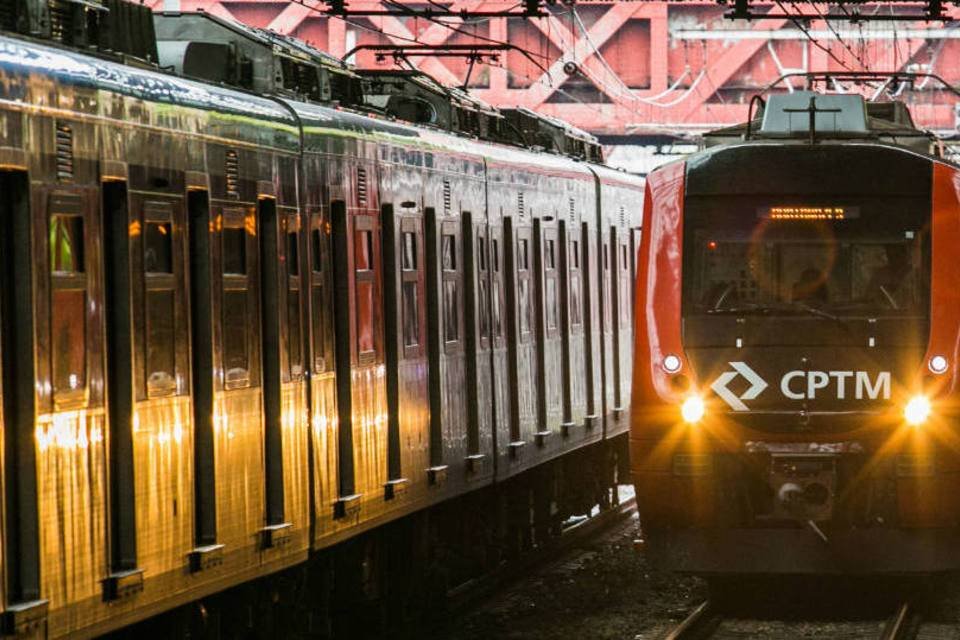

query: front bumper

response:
[645,526,960,575]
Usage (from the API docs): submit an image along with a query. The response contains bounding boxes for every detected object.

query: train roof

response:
[701,91,938,155]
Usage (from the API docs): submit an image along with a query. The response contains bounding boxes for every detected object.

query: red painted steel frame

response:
[152,1,960,134]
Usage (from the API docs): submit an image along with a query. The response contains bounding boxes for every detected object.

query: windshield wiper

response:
[789,301,845,324]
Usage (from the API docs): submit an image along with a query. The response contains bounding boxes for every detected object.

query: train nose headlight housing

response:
[929,355,949,375]
[662,354,682,374]
[681,395,705,424]
[904,395,932,427]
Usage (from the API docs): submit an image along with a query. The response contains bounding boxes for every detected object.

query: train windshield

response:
[683,196,930,318]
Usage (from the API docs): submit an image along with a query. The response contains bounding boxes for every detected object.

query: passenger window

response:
[49,209,87,401]
[353,218,380,362]
[491,237,503,340]
[478,235,490,341]
[310,222,329,372]
[222,212,256,387]
[223,227,246,275]
[143,202,179,397]
[401,230,420,349]
[517,234,532,337]
[442,230,459,344]
[287,220,303,377]
[569,239,583,328]
[544,235,558,331]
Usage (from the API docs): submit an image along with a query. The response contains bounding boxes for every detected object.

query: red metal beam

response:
[150,1,960,135]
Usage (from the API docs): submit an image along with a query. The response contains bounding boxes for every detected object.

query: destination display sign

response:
[757,206,860,220]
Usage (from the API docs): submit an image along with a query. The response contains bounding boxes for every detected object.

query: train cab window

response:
[287,218,303,377]
[442,229,460,345]
[310,220,329,372]
[222,212,255,387]
[401,230,420,349]
[50,210,87,400]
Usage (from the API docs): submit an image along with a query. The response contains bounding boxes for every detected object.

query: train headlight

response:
[681,395,705,424]
[904,395,932,427]
[662,354,682,374]
[929,355,949,375]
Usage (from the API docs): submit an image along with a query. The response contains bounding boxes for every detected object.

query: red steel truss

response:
[150,1,960,135]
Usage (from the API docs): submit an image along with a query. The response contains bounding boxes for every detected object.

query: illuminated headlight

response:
[904,395,932,426]
[662,354,682,373]
[929,355,949,375]
[681,395,705,424]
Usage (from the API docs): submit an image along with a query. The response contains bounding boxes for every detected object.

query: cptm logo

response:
[710,362,768,412]
[710,362,892,411]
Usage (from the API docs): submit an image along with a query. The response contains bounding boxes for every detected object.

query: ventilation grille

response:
[55,122,73,182]
[357,167,367,205]
[443,180,451,213]
[619,205,626,227]
[517,192,524,216]
[225,149,239,198]
[569,198,575,220]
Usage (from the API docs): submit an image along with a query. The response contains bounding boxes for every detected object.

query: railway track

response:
[446,493,639,613]
[661,598,926,640]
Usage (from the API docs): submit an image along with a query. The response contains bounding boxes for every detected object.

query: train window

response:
[287,231,300,277]
[311,228,323,273]
[50,214,85,273]
[143,202,178,397]
[354,220,379,361]
[310,222,329,372]
[442,231,459,344]
[570,239,580,270]
[402,231,416,271]
[517,233,533,338]
[223,227,246,275]
[223,289,249,378]
[401,230,419,348]
[519,238,529,270]
[442,233,457,271]
[52,288,86,396]
[544,234,558,332]
[145,222,173,273]
[49,210,88,401]
[146,290,176,394]
[478,235,490,341]
[491,238,503,340]
[222,212,256,387]
[287,222,303,377]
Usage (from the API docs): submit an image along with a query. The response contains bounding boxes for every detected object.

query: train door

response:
[504,215,536,458]
[488,223,511,470]
[306,201,339,538]
[424,206,464,486]
[381,203,427,498]
[581,220,600,431]
[187,145,264,570]
[462,211,493,478]
[610,224,623,417]
[558,217,586,435]
[103,167,193,595]
[256,194,307,549]
[600,220,615,430]
[330,189,387,517]
[533,217,560,445]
